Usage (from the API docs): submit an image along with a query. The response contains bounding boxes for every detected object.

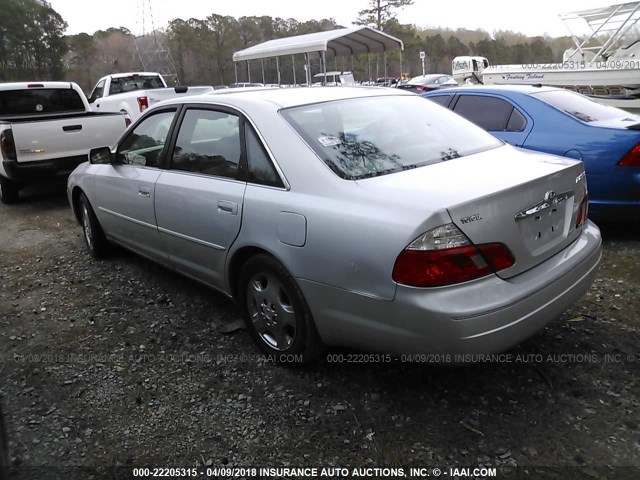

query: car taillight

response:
[0,129,16,161]
[392,223,515,287]
[576,192,589,228]
[137,96,149,112]
[415,85,431,91]
[618,143,640,167]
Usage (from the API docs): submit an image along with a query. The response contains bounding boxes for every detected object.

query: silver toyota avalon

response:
[67,87,601,363]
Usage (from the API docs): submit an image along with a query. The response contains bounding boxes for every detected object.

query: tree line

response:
[1,0,576,91]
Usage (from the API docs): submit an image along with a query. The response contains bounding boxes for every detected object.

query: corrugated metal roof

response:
[232,26,404,62]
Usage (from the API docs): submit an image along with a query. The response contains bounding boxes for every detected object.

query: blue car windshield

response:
[281,95,502,180]
[534,90,623,123]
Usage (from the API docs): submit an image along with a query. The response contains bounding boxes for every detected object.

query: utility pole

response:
[134,0,180,85]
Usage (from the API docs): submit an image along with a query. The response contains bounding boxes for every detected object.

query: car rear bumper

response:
[299,221,602,357]
[2,156,87,183]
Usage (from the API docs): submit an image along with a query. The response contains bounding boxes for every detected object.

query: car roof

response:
[154,86,415,110]
[423,84,559,96]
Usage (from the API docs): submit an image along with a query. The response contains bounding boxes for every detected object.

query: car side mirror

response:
[89,147,112,164]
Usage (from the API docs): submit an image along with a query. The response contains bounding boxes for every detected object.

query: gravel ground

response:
[0,185,639,480]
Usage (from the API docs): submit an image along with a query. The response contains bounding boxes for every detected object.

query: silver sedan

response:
[67,87,602,363]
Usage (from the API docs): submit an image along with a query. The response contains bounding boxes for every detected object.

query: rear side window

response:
[171,109,241,179]
[453,95,526,132]
[0,88,85,115]
[533,89,622,122]
[245,124,283,188]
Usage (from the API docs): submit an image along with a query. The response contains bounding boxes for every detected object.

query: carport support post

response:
[321,50,327,84]
[292,55,296,86]
[276,56,281,85]
[234,63,238,83]
[247,61,251,83]
[305,53,311,85]
[261,59,265,84]
[383,51,387,78]
[399,50,403,81]
[367,53,371,83]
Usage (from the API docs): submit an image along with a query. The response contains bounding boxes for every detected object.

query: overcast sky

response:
[49,0,610,37]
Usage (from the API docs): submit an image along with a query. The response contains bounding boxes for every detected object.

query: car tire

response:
[79,192,109,258]
[238,254,324,364]
[0,403,8,480]
[0,176,19,204]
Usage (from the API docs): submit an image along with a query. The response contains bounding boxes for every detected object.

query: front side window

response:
[281,95,502,180]
[426,95,453,107]
[171,109,241,179]
[116,110,176,168]
[88,80,104,104]
[453,95,525,132]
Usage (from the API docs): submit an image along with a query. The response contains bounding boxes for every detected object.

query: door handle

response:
[63,124,82,132]
[217,200,238,215]
[138,186,151,197]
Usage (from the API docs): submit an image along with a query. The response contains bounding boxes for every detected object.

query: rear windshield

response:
[533,90,623,122]
[108,75,164,95]
[281,95,502,180]
[0,88,85,115]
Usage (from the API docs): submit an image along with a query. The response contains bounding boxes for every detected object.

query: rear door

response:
[450,94,532,147]
[154,106,246,290]
[93,108,178,262]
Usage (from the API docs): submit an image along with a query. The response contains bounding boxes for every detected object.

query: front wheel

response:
[0,176,19,204]
[79,192,109,258]
[238,255,323,364]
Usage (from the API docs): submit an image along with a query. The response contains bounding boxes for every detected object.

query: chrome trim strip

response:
[515,191,572,221]
[157,226,226,251]
[98,207,157,230]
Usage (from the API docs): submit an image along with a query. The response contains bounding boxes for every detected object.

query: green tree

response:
[0,0,68,81]
[356,0,414,30]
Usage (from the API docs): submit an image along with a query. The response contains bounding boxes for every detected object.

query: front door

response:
[94,108,178,262]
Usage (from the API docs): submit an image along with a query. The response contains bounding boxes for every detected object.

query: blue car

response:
[422,85,640,220]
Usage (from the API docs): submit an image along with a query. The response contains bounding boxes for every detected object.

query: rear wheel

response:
[79,192,109,258]
[0,176,19,204]
[238,254,323,364]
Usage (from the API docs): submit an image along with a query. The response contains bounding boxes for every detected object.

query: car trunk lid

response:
[356,145,588,279]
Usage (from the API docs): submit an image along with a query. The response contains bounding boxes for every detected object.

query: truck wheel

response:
[79,192,109,258]
[0,176,19,204]
[238,254,324,364]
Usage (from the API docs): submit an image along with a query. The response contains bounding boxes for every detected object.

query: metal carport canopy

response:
[232,26,404,62]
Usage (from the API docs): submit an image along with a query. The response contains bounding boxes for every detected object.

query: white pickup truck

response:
[0,82,128,204]
[87,72,214,123]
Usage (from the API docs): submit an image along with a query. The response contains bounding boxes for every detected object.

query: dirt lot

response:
[0,185,639,480]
